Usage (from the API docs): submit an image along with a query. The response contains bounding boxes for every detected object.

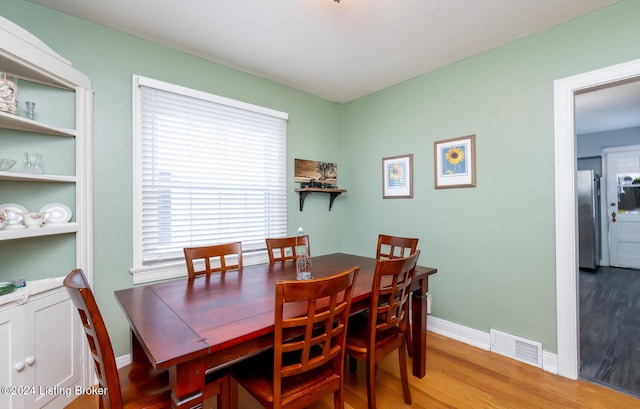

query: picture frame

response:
[434,135,476,189]
[382,154,413,198]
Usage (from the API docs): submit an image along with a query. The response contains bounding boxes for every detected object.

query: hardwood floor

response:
[580,266,640,397]
[67,331,639,409]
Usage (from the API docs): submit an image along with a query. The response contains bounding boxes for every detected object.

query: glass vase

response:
[296,247,312,280]
[25,101,35,120]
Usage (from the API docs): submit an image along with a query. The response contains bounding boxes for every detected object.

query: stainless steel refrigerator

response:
[577,170,600,271]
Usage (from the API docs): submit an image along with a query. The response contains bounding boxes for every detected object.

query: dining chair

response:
[265,235,310,264]
[376,233,419,356]
[183,241,243,279]
[64,269,234,409]
[345,251,420,409]
[232,266,359,409]
[376,234,419,260]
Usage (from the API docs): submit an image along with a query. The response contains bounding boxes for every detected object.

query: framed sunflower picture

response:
[382,154,413,198]
[434,135,476,189]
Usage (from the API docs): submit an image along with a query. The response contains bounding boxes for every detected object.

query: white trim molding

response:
[553,58,640,380]
[427,316,559,374]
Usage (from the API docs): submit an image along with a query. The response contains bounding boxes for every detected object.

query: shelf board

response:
[0,110,75,137]
[294,188,347,193]
[0,171,75,183]
[294,187,347,211]
[0,222,78,240]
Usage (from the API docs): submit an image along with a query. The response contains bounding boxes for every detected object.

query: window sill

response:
[130,252,270,284]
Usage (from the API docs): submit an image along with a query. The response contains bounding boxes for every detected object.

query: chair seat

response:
[117,360,171,409]
[234,352,340,407]
[345,319,402,354]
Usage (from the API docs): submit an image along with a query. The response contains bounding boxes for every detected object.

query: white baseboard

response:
[427,316,490,350]
[116,354,131,368]
[116,316,559,375]
[427,316,559,374]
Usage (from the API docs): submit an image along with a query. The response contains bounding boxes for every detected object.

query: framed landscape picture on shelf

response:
[434,135,476,189]
[382,154,413,198]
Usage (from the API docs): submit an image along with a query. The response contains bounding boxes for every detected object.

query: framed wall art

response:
[382,154,413,198]
[294,158,338,187]
[434,135,476,189]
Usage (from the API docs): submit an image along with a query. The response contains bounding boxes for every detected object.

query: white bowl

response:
[0,158,16,171]
[19,212,49,228]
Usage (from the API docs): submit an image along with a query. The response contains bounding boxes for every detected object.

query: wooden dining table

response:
[115,253,437,409]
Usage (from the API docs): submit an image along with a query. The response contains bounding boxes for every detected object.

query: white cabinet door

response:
[0,287,82,409]
[24,290,81,409]
[0,307,24,409]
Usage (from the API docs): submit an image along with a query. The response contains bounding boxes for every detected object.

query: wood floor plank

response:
[67,331,640,409]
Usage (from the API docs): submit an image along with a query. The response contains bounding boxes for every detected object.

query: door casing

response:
[554,58,640,379]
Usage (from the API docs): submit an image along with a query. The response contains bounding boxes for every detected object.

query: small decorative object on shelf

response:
[296,227,312,280]
[19,211,49,228]
[25,101,35,120]
[0,158,16,171]
[0,72,18,114]
[24,152,43,174]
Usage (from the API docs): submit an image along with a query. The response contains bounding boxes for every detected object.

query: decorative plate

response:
[40,203,72,224]
[0,203,28,224]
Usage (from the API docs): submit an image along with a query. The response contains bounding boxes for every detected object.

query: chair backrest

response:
[64,269,122,409]
[368,251,420,342]
[376,234,419,260]
[265,235,310,264]
[273,266,358,405]
[183,241,243,279]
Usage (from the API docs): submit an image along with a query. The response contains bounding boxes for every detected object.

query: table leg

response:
[410,276,428,378]
[170,359,206,409]
[130,330,147,363]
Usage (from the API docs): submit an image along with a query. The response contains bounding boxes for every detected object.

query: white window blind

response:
[132,76,288,276]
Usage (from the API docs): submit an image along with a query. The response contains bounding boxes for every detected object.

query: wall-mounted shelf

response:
[0,171,76,182]
[0,110,76,136]
[0,223,79,240]
[295,187,346,211]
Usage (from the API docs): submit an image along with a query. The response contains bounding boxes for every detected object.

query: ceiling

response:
[27,0,639,134]
[575,79,640,135]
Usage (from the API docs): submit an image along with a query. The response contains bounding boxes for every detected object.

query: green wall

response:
[340,0,640,352]
[3,0,345,355]
[3,0,640,356]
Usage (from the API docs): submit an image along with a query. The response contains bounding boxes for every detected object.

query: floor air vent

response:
[489,329,542,368]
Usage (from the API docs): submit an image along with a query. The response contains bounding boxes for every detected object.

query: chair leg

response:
[365,358,376,409]
[216,377,229,409]
[229,377,238,409]
[215,376,238,409]
[334,387,344,409]
[398,342,411,404]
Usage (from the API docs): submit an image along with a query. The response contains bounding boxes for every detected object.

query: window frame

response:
[130,75,288,284]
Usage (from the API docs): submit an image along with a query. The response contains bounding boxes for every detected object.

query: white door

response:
[606,149,640,268]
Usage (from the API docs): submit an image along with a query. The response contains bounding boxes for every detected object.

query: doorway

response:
[554,58,640,380]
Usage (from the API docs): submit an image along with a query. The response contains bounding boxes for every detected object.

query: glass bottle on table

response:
[295,227,312,280]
